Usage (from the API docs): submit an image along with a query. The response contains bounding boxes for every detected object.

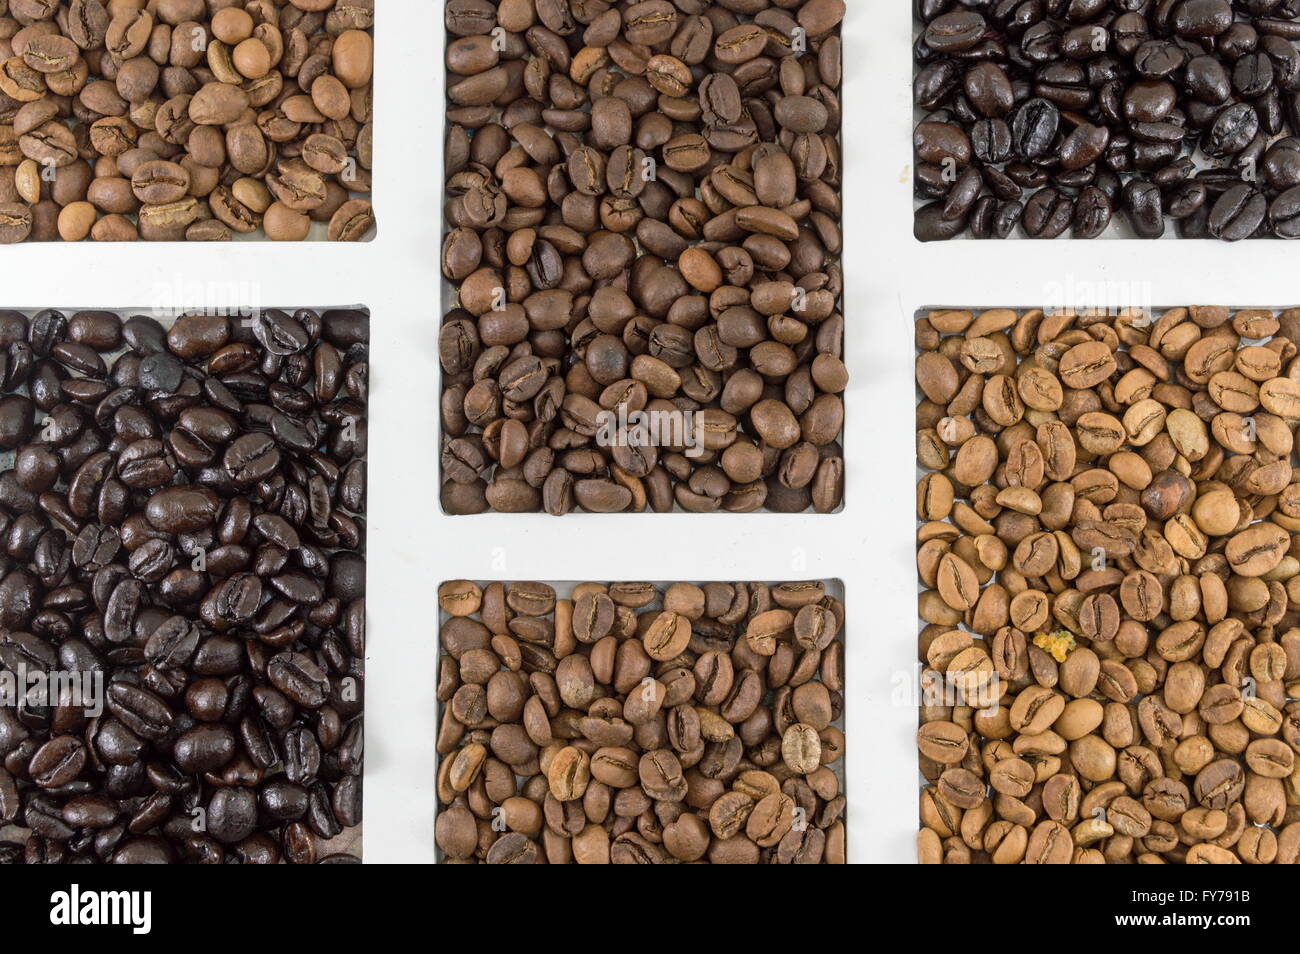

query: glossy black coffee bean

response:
[1124,180,1167,238]
[1209,184,1268,240]
[915,3,1300,238]
[0,310,366,865]
[1073,187,1113,238]
[1021,188,1073,238]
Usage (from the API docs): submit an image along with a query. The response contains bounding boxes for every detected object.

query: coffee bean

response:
[0,309,366,864]
[29,736,87,789]
[1209,184,1268,241]
[443,1,844,513]
[438,581,845,863]
[918,305,1300,864]
[915,4,1300,239]
[0,9,373,242]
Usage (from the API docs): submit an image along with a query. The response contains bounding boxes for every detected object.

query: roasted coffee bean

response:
[0,7,374,243]
[915,4,1300,239]
[437,580,846,864]
[918,305,1300,864]
[443,1,845,513]
[0,309,367,865]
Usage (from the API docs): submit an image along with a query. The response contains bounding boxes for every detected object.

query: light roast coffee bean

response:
[0,3,375,243]
[917,306,1300,864]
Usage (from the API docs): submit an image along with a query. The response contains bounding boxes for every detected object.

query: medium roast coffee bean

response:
[442,1,846,513]
[437,580,846,864]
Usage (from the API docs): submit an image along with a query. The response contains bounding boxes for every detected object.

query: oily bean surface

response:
[0,307,368,865]
[915,3,1300,241]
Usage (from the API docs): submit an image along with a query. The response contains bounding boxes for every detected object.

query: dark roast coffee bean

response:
[915,3,1300,238]
[1072,187,1113,238]
[1209,185,1268,241]
[0,309,367,865]
[1270,186,1300,237]
[1011,100,1060,161]
[1123,180,1166,238]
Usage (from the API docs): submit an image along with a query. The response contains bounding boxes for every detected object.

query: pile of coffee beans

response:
[916,306,1300,863]
[914,2,1300,240]
[0,308,367,864]
[441,0,847,514]
[0,1,374,243]
[436,579,845,863]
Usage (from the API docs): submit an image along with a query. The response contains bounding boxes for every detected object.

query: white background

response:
[3,1,1296,865]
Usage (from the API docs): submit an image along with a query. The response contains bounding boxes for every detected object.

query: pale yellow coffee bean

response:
[1072,815,1113,846]
[1192,489,1241,536]
[1109,450,1151,490]
[1070,734,1117,782]
[1185,844,1239,864]
[1181,807,1228,839]
[1055,698,1104,740]
[1259,377,1300,417]
[1165,407,1209,461]
[995,486,1040,515]
[211,7,255,44]
[233,38,272,79]
[1164,513,1207,559]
